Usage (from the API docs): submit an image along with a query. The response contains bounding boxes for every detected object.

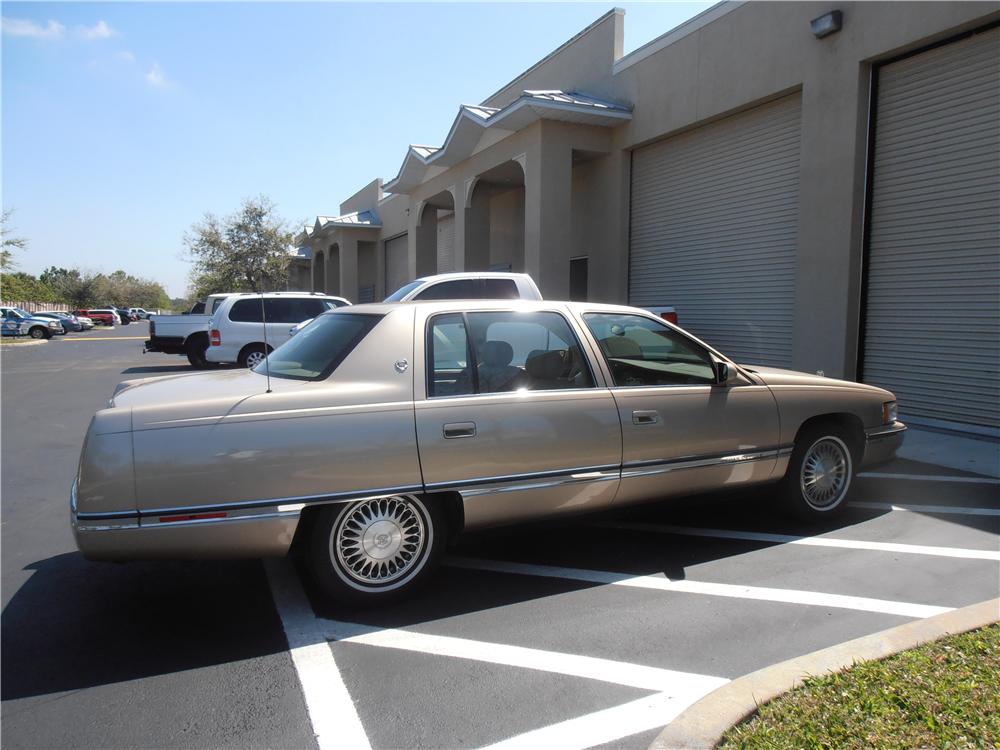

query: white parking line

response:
[596,521,1000,561]
[859,472,1000,485]
[448,557,952,618]
[264,559,371,750]
[849,500,1000,517]
[324,620,728,694]
[479,690,711,750]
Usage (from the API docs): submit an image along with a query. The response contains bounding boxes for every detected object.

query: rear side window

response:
[255,313,382,381]
[480,279,519,299]
[229,298,322,323]
[415,279,479,300]
[427,311,594,397]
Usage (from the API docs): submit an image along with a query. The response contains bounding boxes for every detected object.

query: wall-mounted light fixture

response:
[811,10,843,39]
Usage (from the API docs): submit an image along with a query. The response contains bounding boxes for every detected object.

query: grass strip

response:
[719,624,999,750]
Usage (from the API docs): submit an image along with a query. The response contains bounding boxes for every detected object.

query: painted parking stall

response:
[268,471,998,750]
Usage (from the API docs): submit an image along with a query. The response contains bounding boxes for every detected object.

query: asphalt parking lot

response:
[2,324,998,749]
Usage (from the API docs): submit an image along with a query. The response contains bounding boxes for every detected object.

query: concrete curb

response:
[0,338,48,347]
[650,598,1000,750]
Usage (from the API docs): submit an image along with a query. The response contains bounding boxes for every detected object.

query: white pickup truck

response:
[145,294,233,368]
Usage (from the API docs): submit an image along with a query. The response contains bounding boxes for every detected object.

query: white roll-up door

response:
[384,234,409,298]
[629,93,801,366]
[437,212,455,273]
[863,28,1000,434]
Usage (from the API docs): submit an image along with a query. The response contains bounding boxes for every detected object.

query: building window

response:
[570,256,589,301]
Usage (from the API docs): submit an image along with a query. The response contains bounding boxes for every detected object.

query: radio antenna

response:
[253,270,272,394]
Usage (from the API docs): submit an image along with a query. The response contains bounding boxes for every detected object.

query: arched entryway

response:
[466,160,525,273]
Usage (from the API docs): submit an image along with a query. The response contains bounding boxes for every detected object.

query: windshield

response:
[383,280,423,302]
[253,312,382,381]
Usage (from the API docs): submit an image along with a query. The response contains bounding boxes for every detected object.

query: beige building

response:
[297,1,1000,437]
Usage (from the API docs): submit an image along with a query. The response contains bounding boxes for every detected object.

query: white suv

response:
[206,292,350,368]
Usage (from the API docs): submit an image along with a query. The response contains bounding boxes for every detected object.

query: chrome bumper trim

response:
[865,422,907,441]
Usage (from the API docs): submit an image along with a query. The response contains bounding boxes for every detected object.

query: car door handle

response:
[632,410,660,425]
[443,422,477,439]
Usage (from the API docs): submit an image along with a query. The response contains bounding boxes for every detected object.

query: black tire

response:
[308,495,446,605]
[29,326,49,339]
[237,343,269,369]
[185,335,212,369]
[780,425,856,522]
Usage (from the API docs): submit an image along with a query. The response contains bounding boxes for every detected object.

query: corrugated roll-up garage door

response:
[863,27,1000,434]
[384,234,409,298]
[629,93,801,367]
[437,212,455,273]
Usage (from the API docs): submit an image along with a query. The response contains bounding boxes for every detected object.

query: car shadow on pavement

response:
[1,553,288,701]
[302,490,898,630]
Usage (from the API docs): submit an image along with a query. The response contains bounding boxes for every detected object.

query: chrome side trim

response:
[621,447,788,479]
[865,422,907,441]
[424,464,621,492]
[458,471,620,498]
[75,483,425,521]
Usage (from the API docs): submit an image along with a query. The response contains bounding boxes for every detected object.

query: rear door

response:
[414,306,621,530]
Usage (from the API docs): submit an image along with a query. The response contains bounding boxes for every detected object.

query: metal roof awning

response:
[385,90,632,194]
[311,210,382,235]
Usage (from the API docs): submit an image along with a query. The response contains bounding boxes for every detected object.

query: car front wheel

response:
[781,427,855,521]
[309,494,445,604]
[29,326,48,339]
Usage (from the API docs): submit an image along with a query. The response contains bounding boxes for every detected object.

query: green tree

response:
[0,271,58,303]
[1,209,28,271]
[40,267,98,308]
[185,196,292,297]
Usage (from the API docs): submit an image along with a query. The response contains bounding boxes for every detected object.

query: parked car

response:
[0,307,63,338]
[72,300,905,604]
[384,272,542,302]
[33,311,84,332]
[114,308,132,325]
[76,309,119,326]
[206,292,350,368]
[129,307,150,320]
[146,293,236,368]
[1,318,29,337]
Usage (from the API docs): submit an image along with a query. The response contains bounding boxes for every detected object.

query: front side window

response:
[584,313,716,387]
[254,313,381,381]
[427,311,594,397]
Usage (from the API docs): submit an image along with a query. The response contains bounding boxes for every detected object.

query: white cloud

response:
[116,50,136,63]
[2,17,66,40]
[78,20,116,40]
[145,63,169,88]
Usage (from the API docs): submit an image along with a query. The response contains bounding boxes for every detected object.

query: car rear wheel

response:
[781,426,855,521]
[185,335,212,369]
[308,494,445,604]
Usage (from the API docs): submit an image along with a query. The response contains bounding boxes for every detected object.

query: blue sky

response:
[3,1,713,297]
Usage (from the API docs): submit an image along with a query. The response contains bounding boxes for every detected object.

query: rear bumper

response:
[144,335,185,355]
[861,421,906,469]
[71,482,300,560]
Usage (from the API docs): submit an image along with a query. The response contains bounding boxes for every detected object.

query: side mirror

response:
[714,360,738,386]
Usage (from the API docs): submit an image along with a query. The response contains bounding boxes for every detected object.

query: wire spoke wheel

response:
[332,496,428,589]
[799,436,851,510]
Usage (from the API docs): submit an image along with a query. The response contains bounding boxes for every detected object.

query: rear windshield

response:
[253,313,382,381]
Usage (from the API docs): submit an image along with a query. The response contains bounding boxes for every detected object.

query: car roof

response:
[326,299,657,317]
[414,272,530,282]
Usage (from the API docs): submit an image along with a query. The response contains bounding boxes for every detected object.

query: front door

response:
[414,308,621,530]
[580,312,781,504]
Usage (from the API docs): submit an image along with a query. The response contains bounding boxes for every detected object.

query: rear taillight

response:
[210,329,221,346]
[660,311,678,325]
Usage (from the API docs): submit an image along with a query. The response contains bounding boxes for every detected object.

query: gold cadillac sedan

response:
[72,301,906,603]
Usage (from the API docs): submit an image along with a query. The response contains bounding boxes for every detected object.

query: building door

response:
[437,212,455,273]
[628,93,802,367]
[862,27,999,436]
[384,234,409,299]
